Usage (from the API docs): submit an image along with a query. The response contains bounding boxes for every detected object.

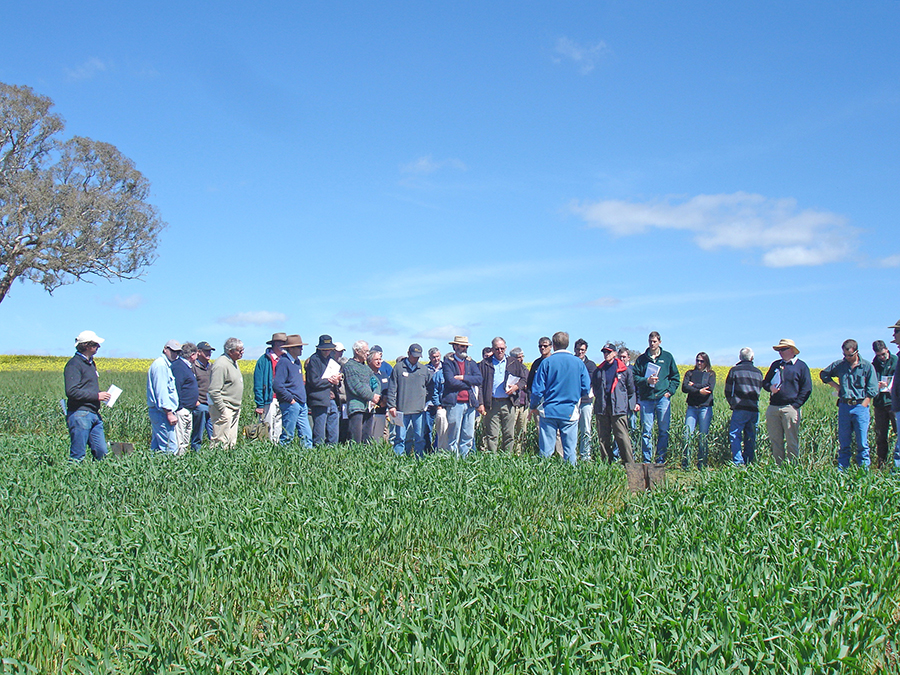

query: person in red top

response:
[441,336,483,458]
[592,343,637,465]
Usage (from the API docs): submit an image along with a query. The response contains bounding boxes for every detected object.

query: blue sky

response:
[2,1,899,367]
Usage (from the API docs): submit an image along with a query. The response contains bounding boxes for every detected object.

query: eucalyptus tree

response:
[0,82,165,304]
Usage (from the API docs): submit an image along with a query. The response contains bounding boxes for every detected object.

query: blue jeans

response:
[640,397,671,463]
[894,434,900,473]
[280,401,313,447]
[394,411,427,458]
[728,409,758,465]
[67,410,107,461]
[191,403,213,450]
[447,403,477,458]
[539,416,578,465]
[837,402,870,470]
[149,407,178,453]
[684,405,713,468]
[577,401,593,461]
[310,400,340,445]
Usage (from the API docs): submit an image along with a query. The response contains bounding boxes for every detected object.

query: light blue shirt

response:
[492,356,507,398]
[147,355,178,411]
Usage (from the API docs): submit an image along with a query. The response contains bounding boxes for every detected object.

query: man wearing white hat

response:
[441,336,484,458]
[147,340,182,454]
[64,330,112,461]
[762,339,812,465]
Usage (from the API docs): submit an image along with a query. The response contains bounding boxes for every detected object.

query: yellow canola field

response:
[0,354,256,375]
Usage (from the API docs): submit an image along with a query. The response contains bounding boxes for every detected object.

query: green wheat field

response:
[0,360,898,673]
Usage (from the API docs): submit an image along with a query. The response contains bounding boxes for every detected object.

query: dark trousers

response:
[348,411,375,444]
[873,405,897,468]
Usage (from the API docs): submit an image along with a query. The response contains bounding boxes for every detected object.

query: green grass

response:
[1,368,899,673]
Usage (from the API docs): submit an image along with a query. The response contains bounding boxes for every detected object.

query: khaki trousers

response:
[766,404,800,465]
[174,408,193,456]
[596,412,634,465]
[210,402,241,449]
[484,398,517,453]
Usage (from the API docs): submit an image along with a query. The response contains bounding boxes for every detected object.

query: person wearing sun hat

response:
[305,334,342,445]
[64,330,112,461]
[254,332,289,444]
[441,335,484,458]
[762,338,812,465]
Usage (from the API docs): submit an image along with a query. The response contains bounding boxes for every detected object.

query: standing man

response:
[254,332,286,444]
[509,347,530,455]
[387,344,433,458]
[171,342,199,456]
[724,348,763,466]
[306,335,342,445]
[890,320,900,472]
[871,339,897,469]
[820,339,878,470]
[64,330,111,462]
[274,334,312,447]
[425,347,447,453]
[480,337,527,454]
[147,340,181,454]
[573,338,597,461]
[632,332,680,463]
[343,340,380,444]
[527,336,562,458]
[762,339,812,465]
[208,337,245,449]
[190,341,215,450]
[592,343,636,465]
[529,331,591,465]
[442,336,483,458]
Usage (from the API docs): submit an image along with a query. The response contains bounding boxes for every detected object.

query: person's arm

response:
[724,368,735,407]
[253,357,268,410]
[682,370,697,394]
[666,357,680,397]
[386,366,399,410]
[625,367,637,410]
[864,363,879,401]
[795,363,813,408]
[273,360,290,404]
[208,360,225,408]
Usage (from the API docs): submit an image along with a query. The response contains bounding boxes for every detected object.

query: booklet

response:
[770,369,782,389]
[505,374,521,392]
[879,375,893,391]
[106,384,123,408]
[321,359,341,380]
[645,363,661,379]
[388,410,404,426]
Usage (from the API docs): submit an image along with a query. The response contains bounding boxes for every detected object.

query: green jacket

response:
[633,348,680,401]
[872,353,896,408]
[342,357,380,415]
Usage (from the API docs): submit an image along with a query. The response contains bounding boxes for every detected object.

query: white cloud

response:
[65,57,110,81]
[571,192,856,267]
[219,310,287,327]
[552,37,610,74]
[401,155,467,175]
[103,293,144,310]
[335,313,400,336]
[583,296,621,308]
[877,254,900,268]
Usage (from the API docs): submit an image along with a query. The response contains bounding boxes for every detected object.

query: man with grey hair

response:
[171,341,199,455]
[724,347,763,465]
[480,336,528,454]
[147,340,182,453]
[425,346,447,453]
[209,337,245,449]
[509,347,530,455]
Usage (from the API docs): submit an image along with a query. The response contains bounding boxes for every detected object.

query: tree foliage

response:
[0,82,165,304]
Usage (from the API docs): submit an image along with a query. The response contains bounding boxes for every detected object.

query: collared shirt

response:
[492,355,507,398]
[147,355,178,411]
[820,357,878,401]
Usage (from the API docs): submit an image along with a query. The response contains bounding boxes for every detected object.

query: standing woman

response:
[682,352,716,468]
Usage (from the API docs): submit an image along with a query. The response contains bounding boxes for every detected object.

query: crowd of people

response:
[62,321,900,471]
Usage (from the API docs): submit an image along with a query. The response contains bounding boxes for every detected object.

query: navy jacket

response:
[171,357,199,411]
[441,354,483,408]
[763,358,812,409]
[274,355,307,406]
[305,351,339,407]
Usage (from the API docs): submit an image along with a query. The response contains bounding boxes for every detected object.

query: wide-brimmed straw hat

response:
[772,338,799,355]
[888,319,900,329]
[283,334,306,348]
[266,332,288,345]
[449,335,471,346]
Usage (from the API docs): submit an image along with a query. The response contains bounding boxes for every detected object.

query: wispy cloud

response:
[415,324,473,341]
[102,293,144,310]
[334,312,400,336]
[552,37,610,74]
[876,254,900,268]
[65,57,110,81]
[571,192,856,267]
[582,296,621,308]
[401,155,467,175]
[219,310,287,327]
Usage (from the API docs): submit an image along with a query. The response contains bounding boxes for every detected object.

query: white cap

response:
[75,330,105,346]
[164,339,183,351]
[333,342,345,351]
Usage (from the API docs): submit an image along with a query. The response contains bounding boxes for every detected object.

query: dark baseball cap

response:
[408,343,423,357]
[197,341,216,352]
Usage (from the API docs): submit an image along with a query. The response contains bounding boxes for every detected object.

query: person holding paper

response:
[871,339,897,469]
[632,331,680,463]
[820,339,879,470]
[171,342,199,456]
[274,334,313,448]
[762,339,812,465]
[387,344,433,458]
[343,340,380,444]
[890,319,900,472]
[305,334,342,446]
[64,330,111,461]
[479,337,528,455]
